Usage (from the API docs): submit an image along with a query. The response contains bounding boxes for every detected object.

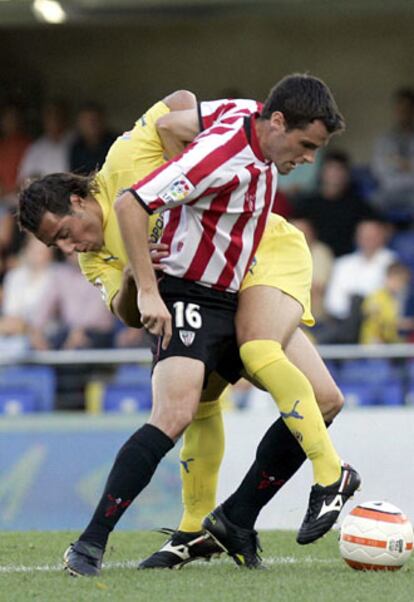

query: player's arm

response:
[157,91,199,158]
[157,109,200,158]
[111,266,141,328]
[115,125,239,345]
[155,97,255,159]
[114,194,172,348]
[111,242,168,328]
[162,89,197,112]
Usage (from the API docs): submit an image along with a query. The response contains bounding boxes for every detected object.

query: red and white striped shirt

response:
[130,99,277,292]
[198,99,262,130]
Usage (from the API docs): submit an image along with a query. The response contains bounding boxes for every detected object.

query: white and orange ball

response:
[339,501,413,571]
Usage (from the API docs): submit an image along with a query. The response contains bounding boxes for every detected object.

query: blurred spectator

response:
[360,261,414,344]
[114,325,150,349]
[30,253,115,350]
[230,378,254,410]
[272,189,294,219]
[0,103,31,204]
[0,103,30,281]
[70,102,117,175]
[278,153,322,198]
[372,87,414,220]
[319,219,396,343]
[0,210,26,283]
[290,217,334,323]
[293,150,376,257]
[18,100,73,182]
[0,236,54,351]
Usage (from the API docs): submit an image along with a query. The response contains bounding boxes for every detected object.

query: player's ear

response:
[269,111,286,132]
[69,194,84,209]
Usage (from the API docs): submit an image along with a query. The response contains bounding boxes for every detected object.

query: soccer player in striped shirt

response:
[18,75,359,575]
[125,87,359,568]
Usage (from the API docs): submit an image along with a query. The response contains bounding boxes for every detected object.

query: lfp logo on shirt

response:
[160,174,194,205]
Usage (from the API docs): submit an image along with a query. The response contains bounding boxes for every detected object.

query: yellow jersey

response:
[78,101,169,310]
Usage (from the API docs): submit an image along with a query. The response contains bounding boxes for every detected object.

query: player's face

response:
[264,115,331,175]
[37,198,104,255]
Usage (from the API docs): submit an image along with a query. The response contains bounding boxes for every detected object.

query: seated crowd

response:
[0,88,414,356]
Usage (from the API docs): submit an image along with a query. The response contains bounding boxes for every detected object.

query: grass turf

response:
[0,530,412,602]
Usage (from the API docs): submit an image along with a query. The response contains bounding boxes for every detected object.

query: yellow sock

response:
[240,340,341,486]
[178,399,224,532]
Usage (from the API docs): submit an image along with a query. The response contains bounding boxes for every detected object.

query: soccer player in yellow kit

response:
[19,82,358,574]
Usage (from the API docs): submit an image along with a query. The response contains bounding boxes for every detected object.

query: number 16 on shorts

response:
[173,302,202,328]
[173,302,202,347]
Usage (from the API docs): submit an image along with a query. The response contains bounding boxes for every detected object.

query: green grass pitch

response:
[1,530,412,602]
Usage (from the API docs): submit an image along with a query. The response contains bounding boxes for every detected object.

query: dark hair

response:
[393,87,414,104]
[18,172,98,234]
[323,149,351,169]
[260,73,345,133]
[386,261,411,277]
[43,98,70,117]
[78,101,105,115]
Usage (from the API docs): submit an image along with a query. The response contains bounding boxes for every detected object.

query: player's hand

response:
[138,289,172,350]
[148,240,169,271]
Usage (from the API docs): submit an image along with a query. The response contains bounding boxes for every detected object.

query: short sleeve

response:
[129,124,248,214]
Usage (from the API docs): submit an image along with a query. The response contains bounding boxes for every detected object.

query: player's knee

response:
[329,386,345,417]
[318,385,344,422]
[151,405,195,440]
[171,413,194,438]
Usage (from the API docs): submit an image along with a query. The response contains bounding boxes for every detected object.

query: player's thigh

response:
[149,275,237,436]
[150,356,205,438]
[237,216,313,347]
[236,285,303,347]
[284,328,344,420]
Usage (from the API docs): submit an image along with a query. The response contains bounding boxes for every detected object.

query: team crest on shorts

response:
[179,330,195,347]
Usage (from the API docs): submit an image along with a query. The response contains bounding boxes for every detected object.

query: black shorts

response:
[151,274,242,385]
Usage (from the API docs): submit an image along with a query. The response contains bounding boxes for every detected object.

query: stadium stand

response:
[102,382,152,413]
[390,230,414,273]
[0,365,56,412]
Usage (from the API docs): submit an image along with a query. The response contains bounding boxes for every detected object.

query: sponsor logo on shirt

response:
[103,255,118,263]
[160,174,194,205]
[149,215,164,243]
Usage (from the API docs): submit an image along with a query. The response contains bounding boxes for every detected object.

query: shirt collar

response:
[244,113,268,164]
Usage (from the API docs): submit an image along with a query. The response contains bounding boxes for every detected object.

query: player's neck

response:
[86,194,104,225]
[251,117,269,162]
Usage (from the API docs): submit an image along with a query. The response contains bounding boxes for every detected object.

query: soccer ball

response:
[339,501,413,571]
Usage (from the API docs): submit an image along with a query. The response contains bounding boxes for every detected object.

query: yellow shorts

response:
[240,213,314,326]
